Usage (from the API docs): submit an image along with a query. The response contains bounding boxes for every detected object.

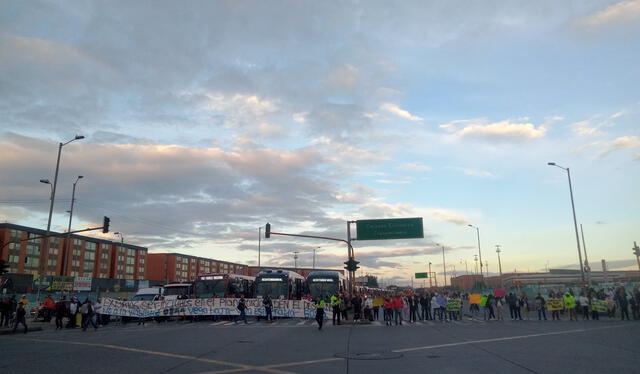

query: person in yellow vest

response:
[330,293,341,325]
[315,297,326,330]
[564,291,577,321]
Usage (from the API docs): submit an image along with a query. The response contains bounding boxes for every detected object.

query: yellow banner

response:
[591,299,608,313]
[373,297,384,307]
[469,294,481,304]
[547,299,564,311]
[446,299,461,311]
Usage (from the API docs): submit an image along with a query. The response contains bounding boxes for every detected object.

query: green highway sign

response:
[356,217,424,241]
[415,272,429,279]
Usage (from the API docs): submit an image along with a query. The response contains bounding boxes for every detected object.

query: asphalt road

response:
[1,317,638,374]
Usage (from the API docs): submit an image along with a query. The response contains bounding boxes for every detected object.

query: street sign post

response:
[415,272,428,279]
[356,218,424,240]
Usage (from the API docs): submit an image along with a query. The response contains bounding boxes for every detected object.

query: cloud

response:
[325,64,360,90]
[460,168,495,178]
[574,0,640,30]
[570,120,602,136]
[599,135,640,157]
[397,162,432,172]
[453,120,547,141]
[380,103,423,122]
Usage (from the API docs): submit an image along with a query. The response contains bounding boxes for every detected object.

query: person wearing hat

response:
[13,301,27,334]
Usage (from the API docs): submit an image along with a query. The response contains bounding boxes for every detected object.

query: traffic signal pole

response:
[264,223,358,294]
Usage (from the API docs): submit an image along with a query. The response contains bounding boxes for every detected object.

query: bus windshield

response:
[307,279,338,299]
[256,279,287,299]
[195,280,226,298]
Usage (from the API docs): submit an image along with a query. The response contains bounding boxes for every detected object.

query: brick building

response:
[0,223,147,280]
[146,253,249,282]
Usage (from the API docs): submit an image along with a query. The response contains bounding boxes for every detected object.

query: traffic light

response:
[0,259,9,275]
[265,223,271,238]
[344,258,360,272]
[102,216,110,233]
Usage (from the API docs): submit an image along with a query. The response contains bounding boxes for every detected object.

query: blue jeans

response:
[236,309,247,324]
[394,308,403,324]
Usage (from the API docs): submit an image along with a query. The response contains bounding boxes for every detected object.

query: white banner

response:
[101,297,330,319]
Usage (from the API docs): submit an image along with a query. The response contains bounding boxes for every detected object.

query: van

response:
[133,287,164,301]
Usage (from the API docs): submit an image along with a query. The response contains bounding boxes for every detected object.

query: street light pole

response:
[468,224,483,277]
[293,251,299,269]
[580,224,591,286]
[62,175,83,276]
[547,162,585,284]
[428,262,432,288]
[313,247,320,269]
[42,135,84,281]
[258,226,262,268]
[438,244,447,287]
[496,245,503,287]
[460,259,468,275]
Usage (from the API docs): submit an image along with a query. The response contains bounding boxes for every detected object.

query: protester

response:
[315,296,326,330]
[616,287,630,321]
[54,296,67,330]
[43,295,55,322]
[534,293,547,321]
[263,294,273,323]
[578,292,590,320]
[68,297,79,328]
[236,296,248,324]
[81,299,98,331]
[392,294,404,326]
[564,291,576,321]
[12,301,27,334]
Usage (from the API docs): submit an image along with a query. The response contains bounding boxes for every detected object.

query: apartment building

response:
[146,253,248,282]
[0,223,147,280]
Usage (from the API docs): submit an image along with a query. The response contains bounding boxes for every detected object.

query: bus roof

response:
[196,273,255,281]
[256,268,305,280]
[306,270,345,279]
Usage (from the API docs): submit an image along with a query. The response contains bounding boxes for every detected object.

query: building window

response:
[72,260,80,267]
[8,255,20,264]
[48,247,59,255]
[73,239,82,246]
[47,258,57,266]
[101,252,109,260]
[84,251,95,260]
[26,244,40,256]
[10,229,22,239]
[86,242,96,250]
[25,257,39,267]
[73,249,81,256]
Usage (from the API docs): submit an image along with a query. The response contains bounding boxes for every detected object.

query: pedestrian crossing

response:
[206,318,531,328]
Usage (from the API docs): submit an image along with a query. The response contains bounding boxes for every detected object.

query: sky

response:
[1,0,639,286]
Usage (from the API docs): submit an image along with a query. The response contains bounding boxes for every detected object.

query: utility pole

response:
[496,245,503,288]
[580,224,591,286]
[428,262,432,288]
[293,251,299,269]
[439,244,447,287]
[633,242,640,272]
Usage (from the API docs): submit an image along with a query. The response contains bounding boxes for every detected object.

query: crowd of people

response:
[2,285,638,333]
[310,285,640,329]
[0,294,105,334]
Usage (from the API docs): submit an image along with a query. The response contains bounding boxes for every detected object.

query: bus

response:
[255,269,306,300]
[194,273,255,298]
[306,270,347,300]
[162,282,194,300]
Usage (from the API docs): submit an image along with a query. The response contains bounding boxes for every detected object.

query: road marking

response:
[296,320,306,326]
[392,324,626,353]
[7,337,297,374]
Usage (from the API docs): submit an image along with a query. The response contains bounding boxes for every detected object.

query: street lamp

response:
[313,247,320,269]
[293,251,299,269]
[42,135,85,280]
[258,226,262,268]
[437,243,447,287]
[547,162,585,284]
[62,175,83,276]
[468,224,483,277]
[496,245,503,287]
[428,262,432,288]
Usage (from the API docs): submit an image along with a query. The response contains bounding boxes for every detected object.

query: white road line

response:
[392,324,626,353]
